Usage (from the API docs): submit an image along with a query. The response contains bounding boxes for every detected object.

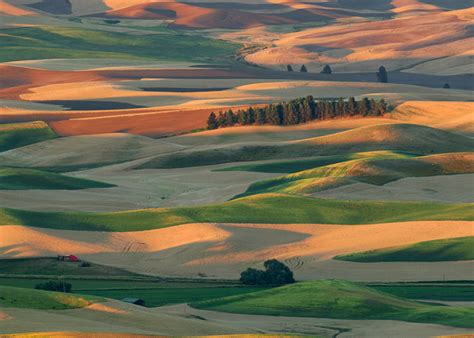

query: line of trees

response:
[287,64,331,73]
[207,96,389,130]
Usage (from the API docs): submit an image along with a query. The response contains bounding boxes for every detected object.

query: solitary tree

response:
[240,268,266,285]
[377,66,388,83]
[300,64,308,73]
[207,112,219,130]
[240,259,295,285]
[287,65,294,72]
[443,83,451,89]
[321,65,332,74]
[263,259,295,285]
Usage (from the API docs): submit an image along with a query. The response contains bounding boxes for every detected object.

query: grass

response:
[236,152,474,197]
[0,285,100,310]
[370,284,474,301]
[0,258,140,276]
[0,121,57,152]
[0,276,267,308]
[77,286,268,307]
[0,193,472,231]
[0,25,239,63]
[192,280,474,328]
[0,167,115,190]
[217,151,414,173]
[335,237,474,262]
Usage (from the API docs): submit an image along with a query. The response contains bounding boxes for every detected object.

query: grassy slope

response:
[140,124,474,169]
[0,193,472,231]
[0,285,100,310]
[335,237,474,262]
[0,167,115,190]
[78,287,268,308]
[237,152,474,197]
[217,151,414,173]
[0,25,238,62]
[371,284,474,302]
[0,258,139,276]
[0,122,57,152]
[192,280,474,328]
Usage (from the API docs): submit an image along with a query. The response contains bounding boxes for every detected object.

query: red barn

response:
[67,255,78,262]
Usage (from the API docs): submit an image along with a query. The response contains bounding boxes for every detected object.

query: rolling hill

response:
[237,152,474,196]
[0,167,115,190]
[0,286,100,310]
[0,193,472,231]
[193,280,474,328]
[335,237,474,262]
[139,124,474,169]
[0,121,57,152]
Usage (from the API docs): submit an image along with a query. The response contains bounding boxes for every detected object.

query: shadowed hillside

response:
[139,124,474,169]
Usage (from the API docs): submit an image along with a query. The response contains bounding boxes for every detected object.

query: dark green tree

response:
[266,104,279,125]
[443,83,451,89]
[239,110,249,125]
[287,65,294,72]
[240,268,266,285]
[276,103,285,125]
[369,98,378,116]
[336,97,345,116]
[240,259,295,286]
[378,99,388,115]
[247,107,256,125]
[207,112,219,130]
[359,97,371,116]
[300,64,308,73]
[301,97,313,122]
[286,103,300,125]
[218,111,227,127]
[377,66,388,83]
[321,65,332,74]
[256,108,267,125]
[225,110,235,126]
[347,97,357,116]
[263,259,295,285]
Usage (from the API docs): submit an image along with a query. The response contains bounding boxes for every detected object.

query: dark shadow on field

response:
[36,100,145,111]
[27,0,72,15]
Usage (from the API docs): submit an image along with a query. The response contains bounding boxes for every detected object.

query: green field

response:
[0,167,115,190]
[77,286,268,307]
[335,237,474,262]
[235,152,474,197]
[192,280,474,328]
[0,277,267,308]
[0,285,101,310]
[0,258,140,276]
[370,284,474,301]
[0,121,57,152]
[0,193,472,231]
[0,25,239,62]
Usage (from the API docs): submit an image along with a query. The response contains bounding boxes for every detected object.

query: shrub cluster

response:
[35,280,72,293]
[240,259,295,285]
[207,96,389,130]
